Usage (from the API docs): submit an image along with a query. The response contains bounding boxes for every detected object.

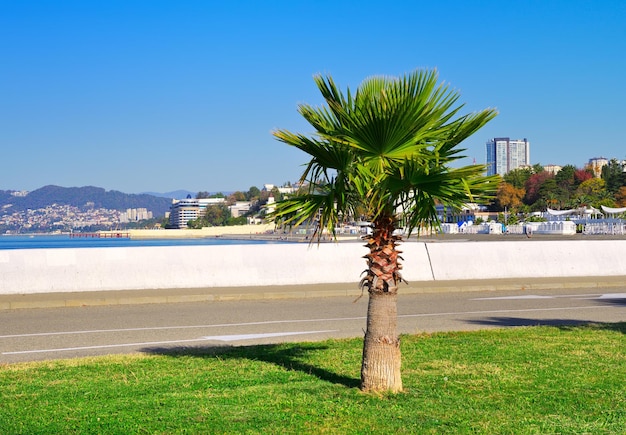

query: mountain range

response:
[0,185,179,217]
[141,190,196,199]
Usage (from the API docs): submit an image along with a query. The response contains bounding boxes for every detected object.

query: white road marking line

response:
[473,293,626,301]
[472,295,554,300]
[597,293,626,299]
[397,305,605,319]
[202,330,334,342]
[3,338,210,355]
[0,318,364,339]
[2,330,336,355]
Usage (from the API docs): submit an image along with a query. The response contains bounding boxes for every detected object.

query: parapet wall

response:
[425,240,626,280]
[1,240,626,295]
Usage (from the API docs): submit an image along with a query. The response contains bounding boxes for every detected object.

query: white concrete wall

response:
[425,240,626,280]
[0,243,430,295]
[1,240,625,295]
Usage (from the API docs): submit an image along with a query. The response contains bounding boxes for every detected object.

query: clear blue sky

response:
[2,0,625,194]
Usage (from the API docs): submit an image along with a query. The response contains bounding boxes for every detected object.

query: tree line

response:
[495,158,626,214]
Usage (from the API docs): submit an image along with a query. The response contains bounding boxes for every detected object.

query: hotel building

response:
[169,197,225,229]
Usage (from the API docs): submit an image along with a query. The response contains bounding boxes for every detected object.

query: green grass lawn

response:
[1,323,624,434]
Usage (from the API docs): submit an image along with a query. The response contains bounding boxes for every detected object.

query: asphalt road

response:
[2,286,625,364]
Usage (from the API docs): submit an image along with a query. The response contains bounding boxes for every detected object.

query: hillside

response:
[0,185,173,217]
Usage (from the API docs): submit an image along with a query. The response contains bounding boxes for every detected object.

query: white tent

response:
[547,208,580,216]
[601,205,626,215]
[547,207,602,218]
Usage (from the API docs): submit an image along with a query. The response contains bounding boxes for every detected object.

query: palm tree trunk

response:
[359,214,403,393]
[361,291,402,392]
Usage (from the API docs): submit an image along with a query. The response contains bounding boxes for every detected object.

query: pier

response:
[69,232,130,239]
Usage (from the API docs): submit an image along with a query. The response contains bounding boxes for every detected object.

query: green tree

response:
[503,167,533,189]
[538,178,558,208]
[186,219,203,229]
[601,158,626,194]
[195,203,231,226]
[574,178,615,208]
[555,164,576,187]
[230,191,246,202]
[615,186,626,207]
[161,215,172,229]
[576,178,606,198]
[269,69,497,393]
[553,165,577,208]
[246,186,261,201]
[226,215,247,225]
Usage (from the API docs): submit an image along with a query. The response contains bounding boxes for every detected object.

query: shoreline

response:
[6,227,626,244]
[119,228,626,243]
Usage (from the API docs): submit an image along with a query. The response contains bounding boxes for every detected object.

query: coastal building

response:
[228,201,251,218]
[436,203,490,224]
[587,157,608,178]
[169,197,225,229]
[263,183,297,195]
[486,137,530,176]
[544,164,562,175]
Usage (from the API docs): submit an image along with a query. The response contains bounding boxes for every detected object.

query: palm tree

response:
[270,69,498,393]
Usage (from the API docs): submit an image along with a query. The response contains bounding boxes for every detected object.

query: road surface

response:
[2,286,624,364]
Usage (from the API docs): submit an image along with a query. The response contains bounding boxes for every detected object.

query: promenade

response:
[2,275,625,311]
[137,229,626,243]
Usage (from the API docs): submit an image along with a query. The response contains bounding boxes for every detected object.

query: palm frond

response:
[270,69,498,241]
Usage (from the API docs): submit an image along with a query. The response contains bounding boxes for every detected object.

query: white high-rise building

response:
[169,197,225,229]
[119,208,153,223]
[486,137,530,176]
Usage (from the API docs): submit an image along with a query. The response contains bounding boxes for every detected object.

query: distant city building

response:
[169,197,225,229]
[486,137,530,176]
[263,183,297,195]
[120,208,152,223]
[229,201,251,218]
[544,164,562,175]
[587,157,608,178]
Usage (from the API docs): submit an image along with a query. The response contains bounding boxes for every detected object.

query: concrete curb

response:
[1,276,624,310]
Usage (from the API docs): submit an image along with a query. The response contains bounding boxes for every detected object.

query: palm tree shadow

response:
[465,317,626,334]
[142,343,361,389]
[595,297,626,307]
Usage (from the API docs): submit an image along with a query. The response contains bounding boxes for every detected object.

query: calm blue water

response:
[0,234,275,250]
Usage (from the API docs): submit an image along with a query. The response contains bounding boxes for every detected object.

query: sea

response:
[0,234,275,250]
